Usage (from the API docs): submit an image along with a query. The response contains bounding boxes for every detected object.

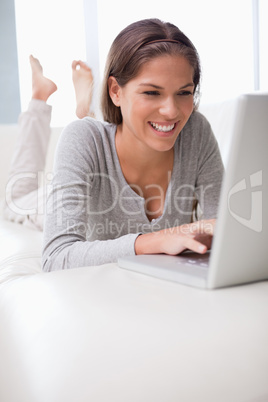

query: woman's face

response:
[112,54,195,153]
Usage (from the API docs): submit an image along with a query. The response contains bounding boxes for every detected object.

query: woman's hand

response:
[135,219,216,256]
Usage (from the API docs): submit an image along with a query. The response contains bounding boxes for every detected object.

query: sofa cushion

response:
[0,217,42,284]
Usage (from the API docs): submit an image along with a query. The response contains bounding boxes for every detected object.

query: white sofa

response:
[1,99,268,402]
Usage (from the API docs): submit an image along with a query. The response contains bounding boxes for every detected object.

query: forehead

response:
[133,54,194,83]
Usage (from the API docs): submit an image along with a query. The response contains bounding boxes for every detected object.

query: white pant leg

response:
[3,99,52,230]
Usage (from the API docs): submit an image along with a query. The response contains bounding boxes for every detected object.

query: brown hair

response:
[101,18,201,124]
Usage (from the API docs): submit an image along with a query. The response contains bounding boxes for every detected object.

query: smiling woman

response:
[101,21,201,125]
[41,18,224,271]
[108,55,195,154]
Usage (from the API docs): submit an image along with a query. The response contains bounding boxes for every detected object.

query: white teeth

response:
[150,122,175,132]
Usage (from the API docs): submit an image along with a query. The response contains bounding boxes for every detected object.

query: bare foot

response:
[30,55,57,102]
[72,60,94,119]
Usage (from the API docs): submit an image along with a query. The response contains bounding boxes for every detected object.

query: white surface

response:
[0,263,268,402]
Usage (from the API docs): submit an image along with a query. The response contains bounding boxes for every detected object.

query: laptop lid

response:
[207,92,268,288]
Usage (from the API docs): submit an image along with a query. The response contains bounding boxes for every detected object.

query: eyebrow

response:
[138,82,195,89]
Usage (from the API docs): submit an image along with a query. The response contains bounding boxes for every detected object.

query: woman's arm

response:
[42,119,141,271]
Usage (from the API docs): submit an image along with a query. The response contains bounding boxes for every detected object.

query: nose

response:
[159,96,179,120]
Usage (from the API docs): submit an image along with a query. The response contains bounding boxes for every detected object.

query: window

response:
[15,0,86,126]
[94,0,256,106]
[15,0,267,126]
[259,0,268,90]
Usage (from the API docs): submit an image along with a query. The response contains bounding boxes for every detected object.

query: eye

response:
[178,90,193,96]
[143,91,160,96]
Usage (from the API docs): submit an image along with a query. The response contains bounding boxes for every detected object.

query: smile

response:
[149,122,176,133]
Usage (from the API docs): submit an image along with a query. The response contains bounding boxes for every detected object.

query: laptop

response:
[118,93,268,289]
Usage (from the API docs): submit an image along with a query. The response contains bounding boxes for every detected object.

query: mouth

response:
[149,121,177,134]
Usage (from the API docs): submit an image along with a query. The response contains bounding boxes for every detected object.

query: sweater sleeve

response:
[193,112,224,219]
[42,119,139,272]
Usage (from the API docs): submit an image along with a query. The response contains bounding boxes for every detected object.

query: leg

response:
[3,56,57,229]
[72,60,94,119]
[9,100,52,199]
[8,55,57,199]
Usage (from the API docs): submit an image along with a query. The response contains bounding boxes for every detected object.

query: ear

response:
[108,76,121,107]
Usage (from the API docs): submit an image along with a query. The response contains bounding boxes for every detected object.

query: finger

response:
[194,233,213,250]
[182,236,208,254]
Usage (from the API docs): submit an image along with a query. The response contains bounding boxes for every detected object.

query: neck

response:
[115,124,174,173]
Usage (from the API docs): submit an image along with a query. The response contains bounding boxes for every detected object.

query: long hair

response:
[101,18,201,124]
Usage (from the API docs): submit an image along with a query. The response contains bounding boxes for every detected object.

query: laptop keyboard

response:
[175,252,210,271]
[185,258,209,268]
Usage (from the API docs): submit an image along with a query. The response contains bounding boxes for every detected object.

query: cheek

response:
[180,98,194,117]
[119,97,132,121]
[123,100,147,123]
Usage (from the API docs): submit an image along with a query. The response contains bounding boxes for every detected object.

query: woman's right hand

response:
[134,219,216,256]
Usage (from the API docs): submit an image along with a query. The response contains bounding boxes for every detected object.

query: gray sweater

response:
[42,111,224,271]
